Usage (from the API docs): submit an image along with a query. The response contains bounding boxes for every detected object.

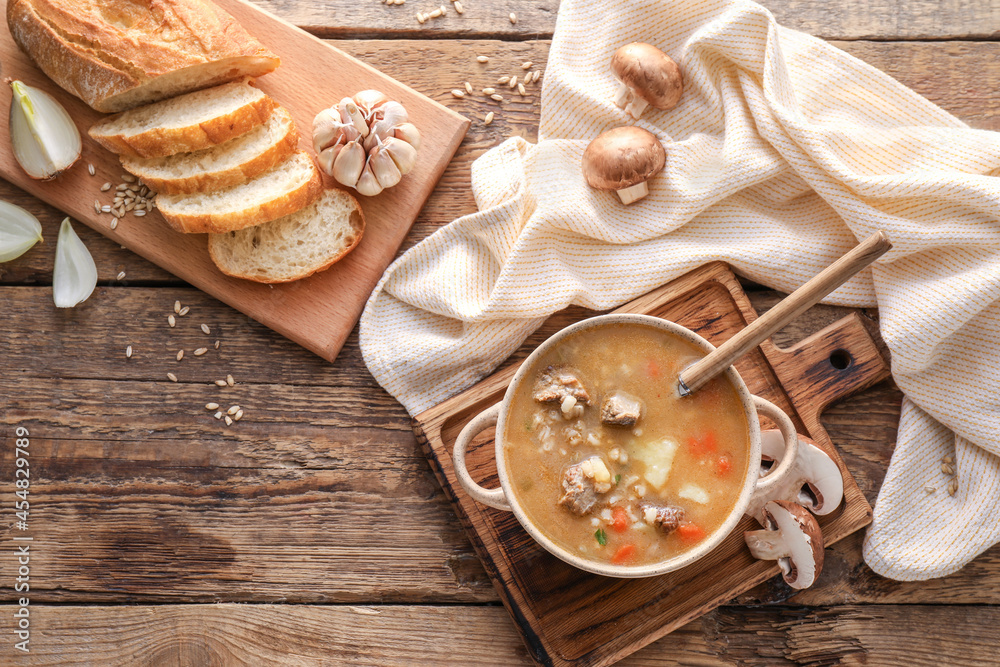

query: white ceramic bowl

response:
[453,313,800,578]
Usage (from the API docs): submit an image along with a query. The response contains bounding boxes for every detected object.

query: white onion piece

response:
[8,80,81,181]
[53,218,97,308]
[0,200,43,262]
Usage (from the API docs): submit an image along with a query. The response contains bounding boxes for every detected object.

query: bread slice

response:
[88,79,274,159]
[7,0,279,113]
[120,106,298,195]
[208,189,364,283]
[157,151,322,234]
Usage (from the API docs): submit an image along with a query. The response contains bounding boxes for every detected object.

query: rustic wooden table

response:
[1,1,998,664]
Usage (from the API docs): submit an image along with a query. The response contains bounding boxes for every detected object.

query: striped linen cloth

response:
[359,0,1000,581]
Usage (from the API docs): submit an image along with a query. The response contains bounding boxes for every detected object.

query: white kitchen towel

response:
[359,0,1000,581]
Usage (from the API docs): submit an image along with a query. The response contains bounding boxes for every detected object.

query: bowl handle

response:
[750,396,799,501]
[453,403,512,511]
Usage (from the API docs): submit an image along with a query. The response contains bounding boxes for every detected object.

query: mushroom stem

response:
[625,98,649,119]
[744,529,789,559]
[613,81,632,109]
[616,181,649,205]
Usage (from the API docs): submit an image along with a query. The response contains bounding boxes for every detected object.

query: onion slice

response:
[8,80,82,181]
[0,200,43,262]
[53,218,97,308]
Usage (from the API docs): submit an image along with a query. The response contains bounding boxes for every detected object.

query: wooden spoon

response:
[677,231,892,396]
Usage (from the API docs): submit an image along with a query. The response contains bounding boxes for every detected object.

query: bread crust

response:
[89,93,275,159]
[6,0,279,113]
[120,108,299,194]
[207,190,366,283]
[159,160,324,234]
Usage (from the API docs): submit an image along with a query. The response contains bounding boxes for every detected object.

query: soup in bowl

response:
[453,314,802,578]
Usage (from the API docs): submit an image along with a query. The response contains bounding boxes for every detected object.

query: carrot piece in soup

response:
[715,455,732,476]
[646,358,660,378]
[687,431,718,458]
[677,522,706,543]
[611,506,630,532]
[611,543,637,564]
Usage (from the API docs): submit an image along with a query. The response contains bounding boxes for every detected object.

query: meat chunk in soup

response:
[558,457,612,515]
[533,366,591,405]
[558,464,598,515]
[601,391,643,427]
[643,504,685,534]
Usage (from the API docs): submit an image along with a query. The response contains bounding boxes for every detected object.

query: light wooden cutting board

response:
[0,0,469,362]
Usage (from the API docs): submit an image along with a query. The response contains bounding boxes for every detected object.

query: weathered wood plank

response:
[9,282,1000,607]
[248,0,1000,40]
[0,286,864,388]
[0,445,495,603]
[3,40,996,284]
[0,603,995,665]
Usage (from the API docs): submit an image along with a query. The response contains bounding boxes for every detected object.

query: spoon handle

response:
[678,230,892,396]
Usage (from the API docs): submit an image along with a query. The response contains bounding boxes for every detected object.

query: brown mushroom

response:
[745,500,824,589]
[746,430,844,522]
[611,43,683,119]
[582,127,665,205]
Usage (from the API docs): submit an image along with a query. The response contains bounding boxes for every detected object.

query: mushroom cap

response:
[611,42,683,111]
[752,500,824,589]
[758,430,844,515]
[582,126,666,191]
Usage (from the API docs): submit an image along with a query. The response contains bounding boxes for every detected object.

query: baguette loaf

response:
[208,188,364,283]
[6,0,280,113]
[89,79,273,159]
[157,151,322,234]
[121,106,298,195]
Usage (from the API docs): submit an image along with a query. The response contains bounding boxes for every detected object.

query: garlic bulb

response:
[0,200,43,262]
[53,218,97,308]
[7,80,82,181]
[313,90,420,196]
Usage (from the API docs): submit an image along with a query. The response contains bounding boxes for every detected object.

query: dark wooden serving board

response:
[0,0,469,363]
[412,262,890,667]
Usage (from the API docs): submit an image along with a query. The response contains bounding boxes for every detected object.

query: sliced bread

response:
[208,188,364,283]
[120,106,298,195]
[157,151,322,234]
[7,0,280,113]
[88,79,274,159]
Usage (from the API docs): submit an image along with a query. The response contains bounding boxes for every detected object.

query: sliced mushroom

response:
[745,500,824,589]
[746,430,845,522]
[582,127,665,205]
[611,42,683,119]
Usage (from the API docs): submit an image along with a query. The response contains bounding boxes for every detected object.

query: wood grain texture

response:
[679,232,891,394]
[10,281,1000,609]
[412,263,888,667]
[2,40,997,288]
[0,0,470,362]
[248,0,1000,40]
[1,2,999,662]
[1,603,995,666]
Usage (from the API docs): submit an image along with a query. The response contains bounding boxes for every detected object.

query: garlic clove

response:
[379,101,409,127]
[0,200,43,263]
[318,144,344,176]
[355,161,384,197]
[332,140,366,187]
[8,80,82,181]
[354,90,390,115]
[393,123,422,151]
[344,100,370,137]
[371,145,402,189]
[52,217,97,308]
[312,107,345,151]
[383,137,418,175]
